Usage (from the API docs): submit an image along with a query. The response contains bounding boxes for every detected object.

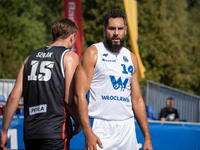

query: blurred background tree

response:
[138,0,200,94]
[0,0,200,95]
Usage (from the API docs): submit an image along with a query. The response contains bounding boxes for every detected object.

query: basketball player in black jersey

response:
[0,18,81,150]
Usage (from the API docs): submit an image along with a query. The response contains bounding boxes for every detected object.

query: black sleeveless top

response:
[23,46,72,140]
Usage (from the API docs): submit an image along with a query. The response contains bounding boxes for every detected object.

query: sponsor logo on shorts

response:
[29,104,47,115]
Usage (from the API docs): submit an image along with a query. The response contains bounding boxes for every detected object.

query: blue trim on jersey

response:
[89,118,94,128]
[86,90,94,127]
[86,90,90,104]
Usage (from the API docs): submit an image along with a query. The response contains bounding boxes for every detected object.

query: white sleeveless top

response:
[87,42,135,120]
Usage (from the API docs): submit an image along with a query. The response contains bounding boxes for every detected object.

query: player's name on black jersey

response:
[36,52,54,58]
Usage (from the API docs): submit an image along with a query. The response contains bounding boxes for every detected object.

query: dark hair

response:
[51,18,78,42]
[104,9,126,28]
[167,97,174,101]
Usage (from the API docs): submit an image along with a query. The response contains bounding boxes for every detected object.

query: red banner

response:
[64,0,83,60]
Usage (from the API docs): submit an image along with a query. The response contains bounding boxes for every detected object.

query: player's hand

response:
[0,134,10,150]
[72,122,82,135]
[85,132,103,150]
[143,139,153,150]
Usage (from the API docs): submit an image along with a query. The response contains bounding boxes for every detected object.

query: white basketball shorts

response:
[90,117,139,150]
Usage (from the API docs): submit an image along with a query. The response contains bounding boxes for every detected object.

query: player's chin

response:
[112,41,120,45]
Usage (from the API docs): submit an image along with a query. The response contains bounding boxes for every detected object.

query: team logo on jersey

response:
[103,53,108,57]
[29,104,47,115]
[109,75,129,91]
[123,56,129,62]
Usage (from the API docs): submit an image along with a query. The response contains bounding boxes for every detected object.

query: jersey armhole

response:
[61,49,69,78]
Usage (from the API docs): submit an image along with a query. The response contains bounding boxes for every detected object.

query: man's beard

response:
[105,35,125,51]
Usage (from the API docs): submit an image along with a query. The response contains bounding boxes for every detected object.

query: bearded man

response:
[74,9,153,150]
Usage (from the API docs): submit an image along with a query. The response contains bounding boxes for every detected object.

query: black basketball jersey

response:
[23,46,72,140]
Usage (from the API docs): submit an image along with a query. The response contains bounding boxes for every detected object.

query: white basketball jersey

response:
[87,42,135,120]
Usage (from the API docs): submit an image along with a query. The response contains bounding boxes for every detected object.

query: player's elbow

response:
[74,93,86,106]
[7,93,21,103]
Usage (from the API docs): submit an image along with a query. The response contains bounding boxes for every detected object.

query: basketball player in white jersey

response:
[75,9,153,150]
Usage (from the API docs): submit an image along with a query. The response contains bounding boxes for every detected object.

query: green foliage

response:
[0,0,63,78]
[0,0,45,78]
[138,0,200,95]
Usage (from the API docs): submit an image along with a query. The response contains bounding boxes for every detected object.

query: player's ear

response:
[70,33,76,43]
[125,26,127,35]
